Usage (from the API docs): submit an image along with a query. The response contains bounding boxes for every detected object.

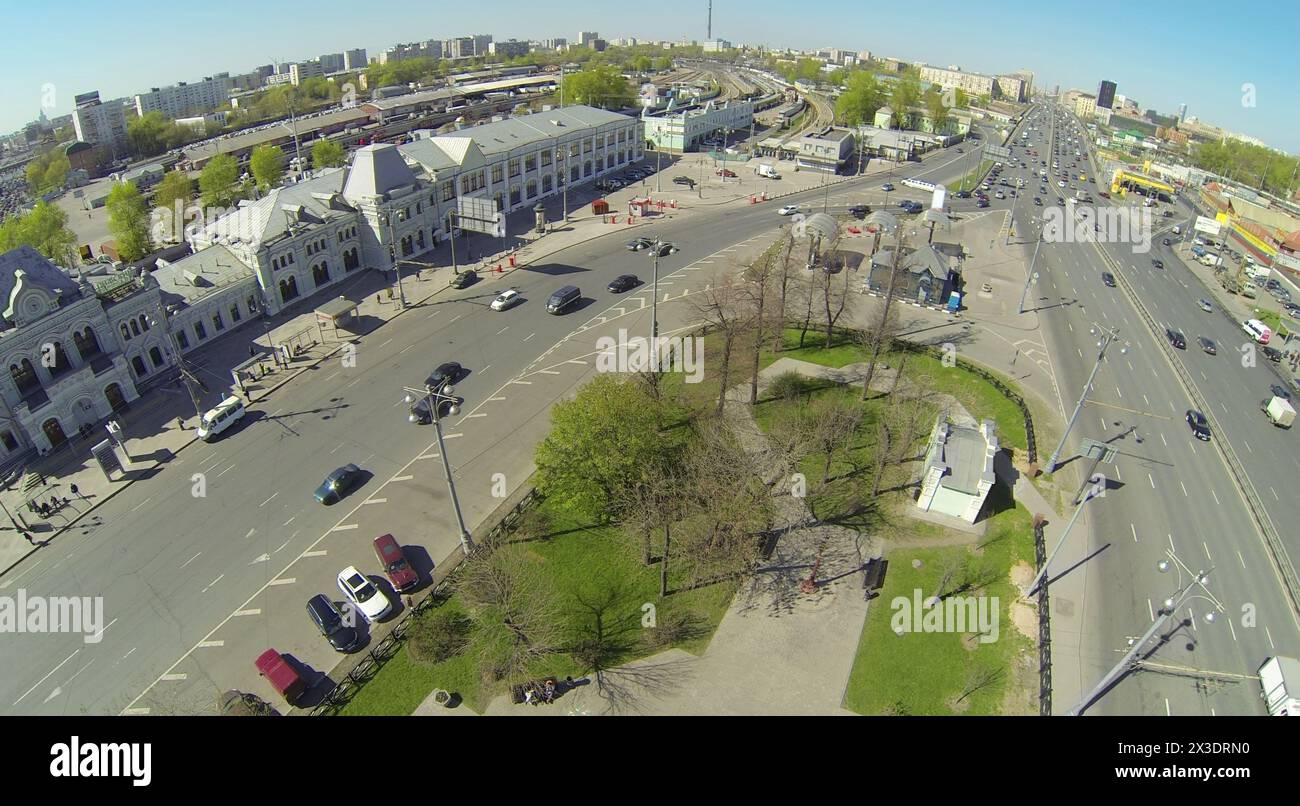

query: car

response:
[1270,384,1293,400]
[607,274,639,293]
[336,566,392,623]
[1033,197,1042,206]
[626,237,654,251]
[900,200,923,213]
[1058,180,1066,188]
[314,463,363,505]
[1186,409,1212,441]
[427,361,462,390]
[1197,298,1213,313]
[1197,336,1218,355]
[994,191,1005,199]
[715,168,736,178]
[254,649,307,704]
[955,147,963,153]
[848,204,870,217]
[881,182,894,192]
[373,534,419,592]
[1152,259,1164,269]
[490,288,521,311]
[1101,272,1116,287]
[306,594,360,652]
[1165,328,1186,349]
[448,269,477,288]
[1162,238,1171,246]
[1262,345,1284,362]
[954,190,971,199]
[976,199,989,208]
[672,175,695,187]
[778,205,799,216]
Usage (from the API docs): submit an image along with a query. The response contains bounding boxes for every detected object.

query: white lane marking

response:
[202,574,224,593]
[196,641,224,648]
[1243,440,1252,453]
[416,453,441,460]
[324,371,340,382]
[523,332,536,342]
[1237,551,1246,570]
[488,396,507,401]
[1210,488,1220,506]
[283,516,296,526]
[481,364,491,373]
[267,578,296,586]
[233,609,261,617]
[512,380,533,385]
[378,338,392,348]
[1131,523,1138,542]
[1148,474,1155,489]
[463,413,487,419]
[216,463,237,478]
[1159,432,1167,446]
[496,326,510,335]
[130,496,153,513]
[13,650,78,707]
[363,498,388,505]
[329,442,344,454]
[399,344,414,354]
[1179,481,1188,497]
[332,524,359,532]
[449,314,462,324]
[567,359,588,365]
[273,539,292,554]
[390,475,414,482]
[1270,487,1278,501]
[1203,541,1212,562]
[244,528,256,539]
[302,550,328,558]
[159,673,187,682]
[443,433,464,439]
[180,552,202,569]
[259,492,279,507]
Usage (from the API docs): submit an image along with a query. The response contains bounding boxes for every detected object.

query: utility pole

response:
[1046,325,1127,472]
[156,301,204,421]
[404,382,473,556]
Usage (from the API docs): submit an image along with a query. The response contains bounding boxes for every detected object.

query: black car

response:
[306,594,360,652]
[900,200,923,213]
[1186,410,1211,441]
[1262,345,1284,363]
[672,175,695,187]
[1101,272,1116,287]
[1270,384,1293,400]
[449,269,477,288]
[1166,328,1186,349]
[1162,238,1171,246]
[1152,259,1164,269]
[1197,336,1217,355]
[426,361,462,390]
[1033,197,1042,206]
[626,237,653,251]
[314,463,363,504]
[848,204,870,218]
[954,190,971,199]
[608,274,639,293]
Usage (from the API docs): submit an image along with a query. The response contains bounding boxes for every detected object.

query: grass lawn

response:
[955,159,993,194]
[842,483,1036,715]
[340,491,737,715]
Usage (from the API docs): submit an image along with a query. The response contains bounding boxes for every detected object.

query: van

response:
[546,285,581,314]
[196,396,246,441]
[1243,318,1272,344]
[254,649,306,705]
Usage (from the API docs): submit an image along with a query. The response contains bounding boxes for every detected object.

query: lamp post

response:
[1018,233,1044,314]
[1046,325,1128,472]
[1068,550,1223,716]
[379,210,408,309]
[403,381,473,556]
[151,301,204,422]
[646,238,679,369]
[1024,488,1097,597]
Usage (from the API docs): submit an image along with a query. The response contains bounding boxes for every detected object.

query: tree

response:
[311,139,346,170]
[689,279,750,415]
[24,149,71,195]
[836,71,884,126]
[458,546,565,684]
[249,145,286,190]
[742,252,777,405]
[631,55,652,73]
[890,76,922,129]
[127,111,170,158]
[860,226,908,399]
[559,65,635,109]
[534,375,680,523]
[815,237,856,347]
[0,202,79,267]
[199,153,240,209]
[925,87,950,133]
[106,181,153,262]
[153,170,194,244]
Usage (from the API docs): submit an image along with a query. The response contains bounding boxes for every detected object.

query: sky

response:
[4,0,1298,152]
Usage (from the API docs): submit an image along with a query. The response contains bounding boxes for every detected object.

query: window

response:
[212,312,224,332]
[139,314,150,332]
[150,346,165,368]
[131,356,147,377]
[542,174,553,193]
[230,305,242,323]
[195,321,207,341]
[492,164,504,184]
[176,330,189,350]
[526,179,537,199]
[0,431,17,452]
[247,295,259,314]
[441,180,455,201]
[313,262,330,286]
[509,187,521,207]
[541,150,552,167]
[130,320,140,337]
[583,138,593,153]
[120,322,131,342]
[416,201,422,214]
[524,154,536,172]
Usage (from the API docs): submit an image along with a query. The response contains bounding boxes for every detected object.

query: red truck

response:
[254,649,307,705]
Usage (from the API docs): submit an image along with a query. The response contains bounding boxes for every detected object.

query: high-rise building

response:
[72,91,128,157]
[445,37,474,59]
[471,34,493,56]
[134,73,235,120]
[344,49,368,71]
[319,53,345,73]
[1096,80,1117,110]
[289,61,324,85]
[1178,103,1187,123]
[489,40,530,59]
[577,31,599,48]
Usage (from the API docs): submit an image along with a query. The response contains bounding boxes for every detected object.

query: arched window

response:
[584,161,592,177]
[312,262,330,288]
[73,327,102,361]
[10,359,41,395]
[542,175,553,193]
[139,314,150,332]
[149,346,164,368]
[47,342,73,378]
[131,356,148,377]
[526,180,537,199]
[130,320,140,337]
[279,276,299,303]
[120,322,131,342]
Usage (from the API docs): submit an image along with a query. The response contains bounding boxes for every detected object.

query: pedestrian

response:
[70,484,79,500]
[249,345,256,358]
[176,416,185,430]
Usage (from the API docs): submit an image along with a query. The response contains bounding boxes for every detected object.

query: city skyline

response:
[2,0,1297,153]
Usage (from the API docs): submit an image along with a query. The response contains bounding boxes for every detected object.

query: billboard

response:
[1193,216,1221,236]
[456,196,504,237]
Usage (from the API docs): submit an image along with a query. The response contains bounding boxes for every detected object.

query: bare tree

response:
[816,237,857,348]
[458,546,565,684]
[806,395,864,489]
[690,279,750,415]
[773,231,799,353]
[860,225,908,400]
[742,252,776,405]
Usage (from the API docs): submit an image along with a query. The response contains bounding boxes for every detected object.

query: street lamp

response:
[378,210,408,309]
[1068,550,1223,716]
[1046,325,1128,472]
[646,238,679,369]
[149,302,204,422]
[402,380,473,556]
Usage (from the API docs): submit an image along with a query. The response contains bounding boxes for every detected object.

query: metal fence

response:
[1033,517,1052,716]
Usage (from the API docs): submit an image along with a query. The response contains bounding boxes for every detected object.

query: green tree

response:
[925,87,950,132]
[153,170,195,244]
[559,64,635,109]
[631,55,652,73]
[795,58,822,83]
[199,153,240,209]
[127,111,170,157]
[106,182,153,262]
[0,202,79,266]
[534,375,680,523]
[41,153,71,192]
[836,71,885,126]
[249,145,286,189]
[953,88,970,109]
[889,76,922,129]
[653,56,672,71]
[311,139,346,169]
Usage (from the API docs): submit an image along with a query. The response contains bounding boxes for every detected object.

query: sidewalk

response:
[0,158,893,578]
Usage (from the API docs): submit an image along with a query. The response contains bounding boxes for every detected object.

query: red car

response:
[716,168,736,177]
[255,649,306,705]
[373,533,419,592]
[1099,191,1110,198]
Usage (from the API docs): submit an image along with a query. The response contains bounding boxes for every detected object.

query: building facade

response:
[71,92,129,158]
[1097,80,1117,110]
[344,49,369,71]
[796,126,855,173]
[641,99,754,152]
[919,66,994,98]
[135,74,235,120]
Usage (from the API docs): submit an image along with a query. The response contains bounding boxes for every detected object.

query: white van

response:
[197,396,246,441]
[1242,318,1272,345]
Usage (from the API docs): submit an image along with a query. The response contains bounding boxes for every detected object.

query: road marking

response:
[130,496,153,513]
[512,380,533,385]
[463,412,487,419]
[332,524,359,531]
[496,326,510,335]
[1179,481,1187,497]
[1270,487,1278,501]
[267,578,296,586]
[1243,439,1252,453]
[449,314,462,324]
[399,344,414,354]
[121,708,151,715]
[1143,394,1149,407]
[523,332,535,342]
[12,650,78,707]
[324,371,340,382]
[1100,416,1107,430]
[378,338,392,348]
[567,359,588,365]
[488,396,507,401]
[1148,474,1155,489]
[273,539,292,554]
[1203,541,1212,561]
[302,550,328,558]
[233,609,261,617]
[159,673,187,682]
[1116,386,1122,399]
[259,493,279,507]
[443,432,464,439]
[391,474,414,482]
[1131,523,1138,542]
[363,497,388,505]
[216,463,237,478]
[1114,466,1122,481]
[1237,551,1246,570]
[196,641,224,648]
[481,364,491,373]
[1210,488,1220,506]
[244,528,256,539]
[417,453,441,460]
[1159,432,1166,446]
[283,516,296,526]
[202,574,224,592]
[539,369,561,375]
[180,552,201,569]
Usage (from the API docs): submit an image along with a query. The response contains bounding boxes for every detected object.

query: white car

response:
[337,566,391,622]
[490,288,521,311]
[778,205,799,216]
[1058,180,1066,188]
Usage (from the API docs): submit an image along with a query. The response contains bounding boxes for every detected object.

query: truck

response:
[1262,396,1295,428]
[1257,656,1300,715]
[755,163,780,179]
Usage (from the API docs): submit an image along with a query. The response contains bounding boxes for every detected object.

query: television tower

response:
[708,1,712,40]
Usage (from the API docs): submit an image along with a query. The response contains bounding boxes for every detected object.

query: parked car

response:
[1197,336,1218,355]
[1186,409,1211,441]
[625,237,654,251]
[306,594,360,652]
[490,288,522,311]
[1262,345,1283,362]
[672,175,695,187]
[254,649,307,704]
[715,168,736,178]
[881,182,894,192]
[848,204,870,218]
[449,269,477,288]
[607,274,639,293]
[1162,238,1171,246]
[373,533,419,592]
[1033,197,1042,206]
[314,464,363,505]
[1151,259,1164,269]
[336,566,391,622]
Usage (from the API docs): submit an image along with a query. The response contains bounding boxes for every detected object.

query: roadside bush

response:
[767,371,814,402]
[407,608,472,665]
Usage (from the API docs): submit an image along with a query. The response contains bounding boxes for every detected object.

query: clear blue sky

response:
[5,0,1298,152]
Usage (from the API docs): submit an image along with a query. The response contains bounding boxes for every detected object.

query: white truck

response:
[1262,395,1296,428]
[1258,656,1300,715]
[755,163,781,179]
